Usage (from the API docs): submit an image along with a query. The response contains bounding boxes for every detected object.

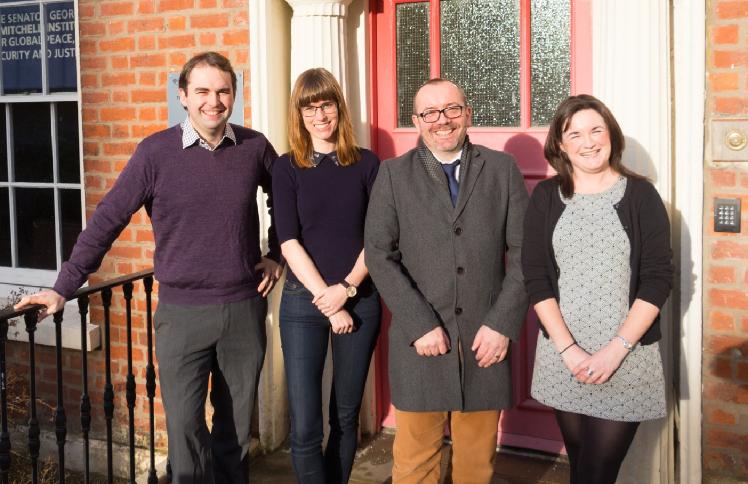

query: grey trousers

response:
[155,296,268,484]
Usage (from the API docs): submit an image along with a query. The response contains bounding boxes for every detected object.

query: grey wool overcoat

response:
[365,142,530,412]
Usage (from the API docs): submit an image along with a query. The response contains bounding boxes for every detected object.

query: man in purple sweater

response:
[15,52,283,483]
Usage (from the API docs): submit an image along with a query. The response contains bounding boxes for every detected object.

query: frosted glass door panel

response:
[396,2,431,127]
[440,0,520,127]
[531,0,570,126]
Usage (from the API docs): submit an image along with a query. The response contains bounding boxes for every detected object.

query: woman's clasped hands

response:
[314,284,354,334]
[561,341,629,385]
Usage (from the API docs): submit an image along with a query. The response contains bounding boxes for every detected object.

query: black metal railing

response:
[0,269,157,484]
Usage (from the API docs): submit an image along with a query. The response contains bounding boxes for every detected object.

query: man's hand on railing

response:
[14,289,67,321]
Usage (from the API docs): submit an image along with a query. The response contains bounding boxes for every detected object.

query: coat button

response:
[454,227,462,235]
[457,267,464,275]
[455,307,463,315]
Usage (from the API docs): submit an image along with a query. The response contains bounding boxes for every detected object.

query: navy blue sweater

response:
[272,149,380,285]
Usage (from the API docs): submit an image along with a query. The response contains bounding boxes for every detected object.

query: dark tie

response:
[441,160,460,207]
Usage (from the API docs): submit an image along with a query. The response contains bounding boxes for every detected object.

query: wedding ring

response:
[586,368,594,376]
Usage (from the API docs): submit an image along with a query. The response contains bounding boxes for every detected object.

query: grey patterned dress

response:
[530,177,666,422]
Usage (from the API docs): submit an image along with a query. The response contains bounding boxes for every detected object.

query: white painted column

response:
[250,0,293,452]
[592,2,675,483]
[672,1,705,483]
[286,0,352,95]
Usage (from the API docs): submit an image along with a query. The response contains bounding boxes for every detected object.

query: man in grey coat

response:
[365,79,529,483]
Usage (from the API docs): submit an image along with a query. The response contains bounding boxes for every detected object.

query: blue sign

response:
[0,2,76,94]
[46,3,76,91]
[0,5,42,93]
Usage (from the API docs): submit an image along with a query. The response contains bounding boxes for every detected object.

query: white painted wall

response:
[250,0,293,451]
[593,2,674,482]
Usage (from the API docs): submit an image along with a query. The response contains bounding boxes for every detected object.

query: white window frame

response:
[0,0,84,292]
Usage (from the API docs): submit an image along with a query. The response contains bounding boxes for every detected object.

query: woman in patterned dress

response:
[521,94,673,484]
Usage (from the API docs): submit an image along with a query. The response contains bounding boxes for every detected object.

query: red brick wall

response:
[6,0,253,453]
[704,0,748,480]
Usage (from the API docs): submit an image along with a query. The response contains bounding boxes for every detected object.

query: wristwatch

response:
[339,279,357,298]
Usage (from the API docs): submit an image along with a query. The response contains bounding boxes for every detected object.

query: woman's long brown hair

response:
[288,68,360,168]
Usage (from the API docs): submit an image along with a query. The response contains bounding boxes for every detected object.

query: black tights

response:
[555,409,640,484]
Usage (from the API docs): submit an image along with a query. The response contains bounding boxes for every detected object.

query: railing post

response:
[0,269,155,482]
[24,311,40,484]
[101,288,114,484]
[0,318,11,484]
[123,282,136,483]
[78,295,91,484]
[53,309,67,484]
[143,276,158,484]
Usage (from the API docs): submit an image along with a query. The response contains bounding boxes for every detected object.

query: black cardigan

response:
[521,176,673,345]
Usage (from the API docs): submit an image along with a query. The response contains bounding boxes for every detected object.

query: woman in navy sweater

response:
[272,68,381,484]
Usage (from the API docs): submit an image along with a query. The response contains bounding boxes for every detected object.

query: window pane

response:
[12,103,53,183]
[0,5,43,94]
[46,2,77,92]
[0,188,9,267]
[441,0,520,127]
[15,187,55,270]
[0,105,6,182]
[396,2,430,127]
[59,189,81,262]
[57,102,80,183]
[531,0,570,126]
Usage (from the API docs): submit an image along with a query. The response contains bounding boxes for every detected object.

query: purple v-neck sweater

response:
[54,124,280,305]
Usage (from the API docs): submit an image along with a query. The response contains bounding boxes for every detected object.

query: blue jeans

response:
[279,279,381,484]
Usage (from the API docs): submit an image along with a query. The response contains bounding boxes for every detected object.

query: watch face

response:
[346,286,357,298]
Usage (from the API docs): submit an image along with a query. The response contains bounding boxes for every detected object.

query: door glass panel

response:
[0,188,9,267]
[531,0,570,126]
[12,103,53,183]
[0,5,43,94]
[441,0,520,127]
[396,2,430,127]
[57,102,80,183]
[15,187,56,270]
[59,188,81,262]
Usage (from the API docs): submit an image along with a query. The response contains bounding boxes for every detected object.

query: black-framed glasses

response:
[301,101,338,118]
[415,105,465,123]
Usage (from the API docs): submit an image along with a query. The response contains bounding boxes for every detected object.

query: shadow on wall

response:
[618,136,698,483]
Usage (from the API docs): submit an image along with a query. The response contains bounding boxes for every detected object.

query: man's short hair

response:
[412,78,468,114]
[179,52,237,94]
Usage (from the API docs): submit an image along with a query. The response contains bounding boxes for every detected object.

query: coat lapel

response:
[416,141,456,214]
[452,144,484,222]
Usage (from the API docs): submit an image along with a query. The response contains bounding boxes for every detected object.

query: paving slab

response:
[250,430,570,484]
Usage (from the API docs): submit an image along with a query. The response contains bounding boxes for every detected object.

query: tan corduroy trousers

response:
[392,409,500,484]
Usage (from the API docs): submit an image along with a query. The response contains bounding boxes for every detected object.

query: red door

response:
[369,0,591,453]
